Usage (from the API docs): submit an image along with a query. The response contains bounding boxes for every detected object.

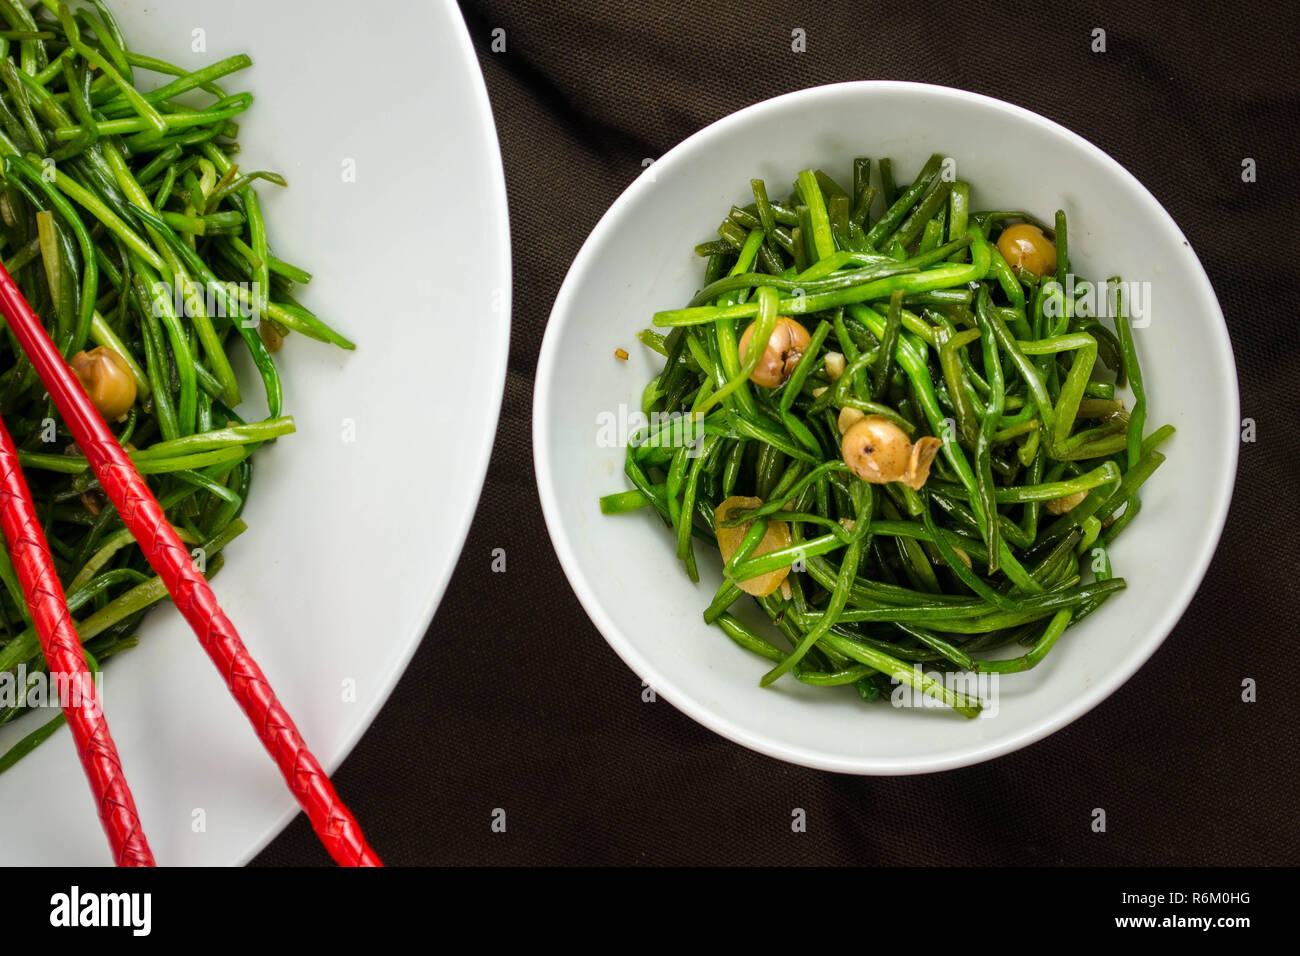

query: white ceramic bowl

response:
[535,82,1237,774]
[0,0,510,862]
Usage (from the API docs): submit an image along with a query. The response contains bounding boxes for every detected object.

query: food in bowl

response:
[600,154,1170,717]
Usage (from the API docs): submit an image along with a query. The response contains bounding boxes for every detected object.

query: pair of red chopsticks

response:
[0,262,380,867]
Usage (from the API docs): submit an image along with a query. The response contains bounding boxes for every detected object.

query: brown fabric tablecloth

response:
[255,0,1300,866]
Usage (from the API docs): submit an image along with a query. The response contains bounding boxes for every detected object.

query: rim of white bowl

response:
[533,80,1238,775]
[235,0,513,861]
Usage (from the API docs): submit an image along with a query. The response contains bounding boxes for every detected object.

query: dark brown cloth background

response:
[255,0,1300,866]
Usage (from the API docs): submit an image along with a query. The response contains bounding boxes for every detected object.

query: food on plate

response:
[0,0,353,771]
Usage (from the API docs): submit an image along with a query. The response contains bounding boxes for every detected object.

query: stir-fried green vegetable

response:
[603,154,1169,717]
[0,0,352,767]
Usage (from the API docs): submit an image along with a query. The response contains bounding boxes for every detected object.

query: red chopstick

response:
[0,414,155,866]
[0,263,381,867]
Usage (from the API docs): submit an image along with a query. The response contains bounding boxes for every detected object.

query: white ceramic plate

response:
[0,0,510,863]
[535,82,1237,775]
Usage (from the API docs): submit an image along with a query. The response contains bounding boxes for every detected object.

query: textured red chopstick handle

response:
[0,417,154,866]
[91,454,379,865]
[0,266,381,867]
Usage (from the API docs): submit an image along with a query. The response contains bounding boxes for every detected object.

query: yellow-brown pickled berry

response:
[69,347,136,421]
[996,223,1057,277]
[738,317,811,389]
[841,416,943,490]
